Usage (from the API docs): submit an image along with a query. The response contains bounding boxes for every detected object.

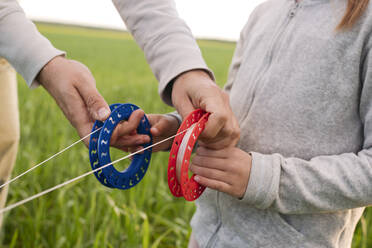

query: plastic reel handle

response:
[89,103,152,190]
[167,109,209,201]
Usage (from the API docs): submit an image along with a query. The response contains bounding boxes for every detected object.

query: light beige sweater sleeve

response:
[0,0,65,87]
[112,0,214,105]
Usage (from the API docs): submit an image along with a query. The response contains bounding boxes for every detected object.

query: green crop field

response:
[1,23,371,247]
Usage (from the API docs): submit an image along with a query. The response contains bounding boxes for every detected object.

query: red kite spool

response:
[167,109,209,201]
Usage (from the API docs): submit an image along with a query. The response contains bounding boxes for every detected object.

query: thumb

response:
[77,80,110,121]
[150,117,170,136]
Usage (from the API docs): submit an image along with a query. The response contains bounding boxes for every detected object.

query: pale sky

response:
[20,0,265,41]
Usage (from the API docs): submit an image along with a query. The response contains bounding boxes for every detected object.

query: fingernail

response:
[194,176,200,182]
[98,108,110,120]
[137,137,149,144]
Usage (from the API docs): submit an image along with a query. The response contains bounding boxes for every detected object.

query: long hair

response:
[337,0,369,29]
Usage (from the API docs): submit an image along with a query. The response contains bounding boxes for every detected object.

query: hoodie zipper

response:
[204,2,300,248]
[240,1,300,122]
[265,1,300,71]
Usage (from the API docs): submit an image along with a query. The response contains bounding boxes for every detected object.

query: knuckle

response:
[232,128,240,140]
[190,164,199,174]
[86,95,100,108]
[127,122,138,131]
[192,156,204,165]
[222,91,230,101]
[215,183,223,192]
[210,170,220,180]
[217,113,228,125]
[223,126,234,138]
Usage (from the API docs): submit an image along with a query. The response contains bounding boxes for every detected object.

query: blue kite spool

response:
[89,103,152,190]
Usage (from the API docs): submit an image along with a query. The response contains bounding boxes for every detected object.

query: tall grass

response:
[0,23,370,247]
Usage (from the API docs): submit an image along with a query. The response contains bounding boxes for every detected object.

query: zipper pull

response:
[289,2,299,18]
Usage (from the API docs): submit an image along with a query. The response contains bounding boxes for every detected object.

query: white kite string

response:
[0,128,190,214]
[0,128,102,190]
[176,123,196,182]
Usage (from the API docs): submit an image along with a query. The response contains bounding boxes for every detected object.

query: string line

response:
[0,129,189,214]
[0,128,102,190]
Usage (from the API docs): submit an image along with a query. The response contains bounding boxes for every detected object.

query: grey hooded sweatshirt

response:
[190,0,372,247]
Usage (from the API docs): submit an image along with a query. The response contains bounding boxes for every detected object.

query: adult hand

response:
[172,70,240,149]
[190,146,252,198]
[37,56,110,145]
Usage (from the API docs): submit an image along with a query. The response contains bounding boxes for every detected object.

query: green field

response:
[1,23,371,247]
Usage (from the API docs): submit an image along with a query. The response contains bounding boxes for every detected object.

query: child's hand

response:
[147,114,180,151]
[190,146,252,198]
[110,110,180,152]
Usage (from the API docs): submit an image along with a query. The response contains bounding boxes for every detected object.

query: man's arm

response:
[112,0,213,105]
[0,0,64,87]
[0,0,110,142]
[113,0,240,149]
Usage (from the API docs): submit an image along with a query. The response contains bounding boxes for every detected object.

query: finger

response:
[112,109,145,138]
[198,140,225,150]
[191,155,227,171]
[60,87,94,146]
[112,134,150,147]
[200,91,240,148]
[190,164,227,182]
[198,116,240,149]
[199,111,227,141]
[195,146,229,158]
[119,147,129,152]
[115,145,141,154]
[194,175,230,193]
[75,73,110,121]
[130,146,144,154]
[150,119,166,136]
[150,116,172,136]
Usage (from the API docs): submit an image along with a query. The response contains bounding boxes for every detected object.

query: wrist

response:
[173,70,215,92]
[171,69,217,106]
[164,112,182,128]
[163,114,181,151]
[36,55,65,87]
[238,153,252,199]
[174,69,213,83]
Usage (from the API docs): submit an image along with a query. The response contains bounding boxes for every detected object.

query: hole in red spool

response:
[188,153,197,179]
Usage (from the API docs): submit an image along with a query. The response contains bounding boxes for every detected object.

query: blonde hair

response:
[337,0,369,29]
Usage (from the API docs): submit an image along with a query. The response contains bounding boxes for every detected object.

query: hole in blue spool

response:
[110,147,131,172]
[108,119,148,172]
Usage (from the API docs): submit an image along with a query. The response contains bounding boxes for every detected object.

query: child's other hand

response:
[190,146,252,198]
[110,110,179,152]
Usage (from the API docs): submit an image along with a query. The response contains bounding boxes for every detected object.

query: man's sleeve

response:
[112,0,214,105]
[0,0,65,88]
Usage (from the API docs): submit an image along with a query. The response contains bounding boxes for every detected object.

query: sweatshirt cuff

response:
[165,111,182,126]
[0,5,65,88]
[28,51,66,89]
[241,152,281,209]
